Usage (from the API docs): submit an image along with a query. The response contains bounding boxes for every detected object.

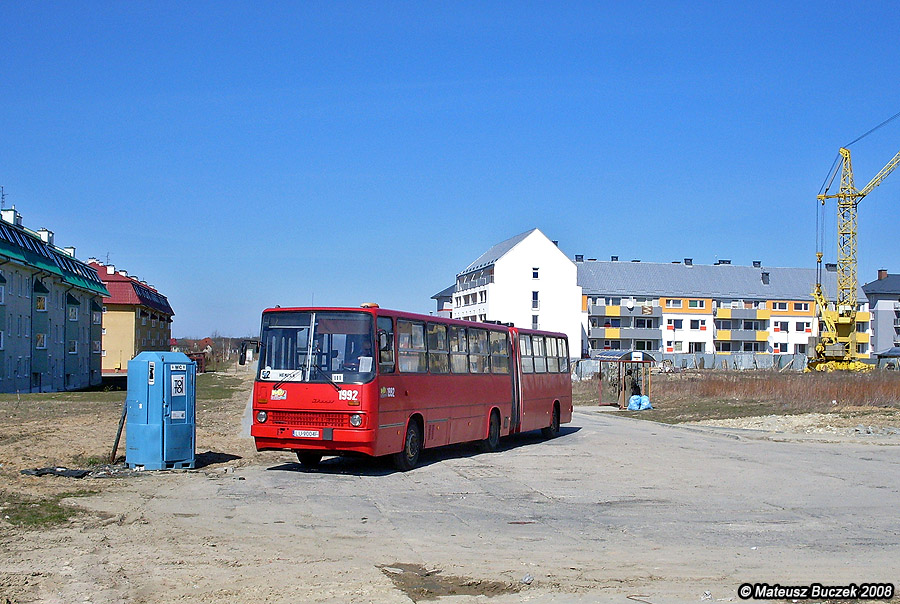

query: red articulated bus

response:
[243,305,572,471]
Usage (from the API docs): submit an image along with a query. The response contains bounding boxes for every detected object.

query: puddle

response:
[379,563,520,601]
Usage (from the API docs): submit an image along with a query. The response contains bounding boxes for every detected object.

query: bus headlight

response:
[349,414,362,427]
[256,410,268,423]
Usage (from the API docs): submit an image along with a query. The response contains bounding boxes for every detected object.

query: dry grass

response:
[573,370,900,424]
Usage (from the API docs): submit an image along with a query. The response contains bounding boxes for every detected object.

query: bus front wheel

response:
[296,451,323,467]
[541,404,560,439]
[393,421,421,471]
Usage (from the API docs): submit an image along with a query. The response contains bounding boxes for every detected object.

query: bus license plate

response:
[293,430,320,438]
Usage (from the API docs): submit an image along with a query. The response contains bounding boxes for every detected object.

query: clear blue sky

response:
[2,2,899,337]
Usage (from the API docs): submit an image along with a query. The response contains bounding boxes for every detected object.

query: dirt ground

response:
[2,368,899,603]
[0,365,263,503]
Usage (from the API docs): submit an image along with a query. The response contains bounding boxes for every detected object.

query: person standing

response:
[620,369,634,410]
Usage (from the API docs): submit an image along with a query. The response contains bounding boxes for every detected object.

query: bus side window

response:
[547,337,559,372]
[398,320,427,373]
[426,323,449,374]
[558,338,569,372]
[533,336,547,373]
[519,335,534,374]
[449,325,468,373]
[489,331,510,374]
[377,317,395,374]
[468,328,490,373]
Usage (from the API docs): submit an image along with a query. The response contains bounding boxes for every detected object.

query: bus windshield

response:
[258,311,375,384]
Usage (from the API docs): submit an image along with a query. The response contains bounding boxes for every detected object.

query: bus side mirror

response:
[378,330,391,351]
[239,341,247,365]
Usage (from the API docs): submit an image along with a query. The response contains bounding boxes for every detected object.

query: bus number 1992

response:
[338,390,359,401]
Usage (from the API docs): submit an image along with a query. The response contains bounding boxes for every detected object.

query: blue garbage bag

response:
[627,395,642,410]
[639,395,653,410]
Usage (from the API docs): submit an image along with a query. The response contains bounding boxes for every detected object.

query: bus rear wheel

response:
[296,451,323,467]
[541,404,560,439]
[478,410,501,453]
[393,421,421,471]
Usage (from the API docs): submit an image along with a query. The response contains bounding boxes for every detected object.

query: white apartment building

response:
[433,229,583,351]
[434,232,873,360]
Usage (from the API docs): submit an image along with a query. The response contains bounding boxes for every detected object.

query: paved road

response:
[9,409,899,603]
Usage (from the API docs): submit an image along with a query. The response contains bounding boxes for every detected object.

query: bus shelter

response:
[592,350,656,406]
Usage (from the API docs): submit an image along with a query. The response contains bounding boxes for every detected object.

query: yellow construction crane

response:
[809,145,900,370]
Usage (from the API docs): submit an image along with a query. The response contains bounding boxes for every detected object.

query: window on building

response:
[774,321,789,332]
[795,321,810,332]
[0,285,4,305]
[35,333,46,349]
[773,342,789,353]
[793,302,810,312]
[689,342,704,353]
[673,341,684,352]
[604,339,621,350]
[92,311,101,325]
[0,331,4,350]
[532,315,539,330]
[715,319,732,330]
[532,291,539,310]
[634,340,654,351]
[634,318,653,329]
[68,340,78,354]
[667,319,683,330]
[102,350,107,357]
[742,341,764,352]
[857,343,869,354]
[856,322,869,332]
[715,341,734,352]
[35,295,46,312]
[92,340,101,354]
[532,267,539,279]
[773,302,788,311]
[665,299,683,308]
[604,318,621,328]
[690,319,706,330]
[68,306,78,322]
[688,299,705,308]
[795,343,807,355]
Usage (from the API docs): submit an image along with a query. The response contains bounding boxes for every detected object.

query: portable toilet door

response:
[162,359,196,469]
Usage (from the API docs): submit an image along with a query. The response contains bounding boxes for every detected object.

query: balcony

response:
[456,276,493,291]
[715,307,769,320]
[715,329,769,342]
[589,327,661,339]
[588,304,662,318]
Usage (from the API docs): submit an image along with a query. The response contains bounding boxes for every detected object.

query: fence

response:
[572,353,809,379]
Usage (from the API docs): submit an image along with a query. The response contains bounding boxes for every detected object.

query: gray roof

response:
[431,284,456,299]
[875,346,900,358]
[863,274,900,295]
[577,261,846,300]
[458,229,537,276]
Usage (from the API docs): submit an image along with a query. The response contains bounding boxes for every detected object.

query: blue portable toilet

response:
[126,352,196,470]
